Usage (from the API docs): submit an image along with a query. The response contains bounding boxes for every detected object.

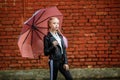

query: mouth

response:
[55,27,58,29]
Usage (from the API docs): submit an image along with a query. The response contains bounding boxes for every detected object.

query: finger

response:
[63,65,66,70]
[66,66,69,70]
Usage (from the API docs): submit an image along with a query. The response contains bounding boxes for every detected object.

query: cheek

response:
[49,24,55,29]
[49,24,53,27]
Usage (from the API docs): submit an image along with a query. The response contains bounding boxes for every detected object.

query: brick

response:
[109,55,120,58]
[88,55,96,58]
[79,59,85,61]
[96,40,108,43]
[87,47,96,50]
[89,19,101,23]
[2,21,14,25]
[85,62,96,65]
[84,33,95,37]
[112,59,118,61]
[9,64,21,67]
[110,62,120,65]
[72,62,81,66]
[86,58,92,61]
[77,19,87,23]
[97,47,109,50]
[98,58,105,62]
[97,54,108,58]
[96,12,108,15]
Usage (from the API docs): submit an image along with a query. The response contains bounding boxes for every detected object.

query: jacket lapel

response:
[58,33,65,48]
[47,32,65,48]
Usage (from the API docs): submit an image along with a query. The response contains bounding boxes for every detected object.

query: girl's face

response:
[49,17,59,31]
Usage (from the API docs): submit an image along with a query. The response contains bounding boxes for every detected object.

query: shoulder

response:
[44,32,52,39]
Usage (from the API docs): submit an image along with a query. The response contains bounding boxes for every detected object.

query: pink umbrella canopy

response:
[18,6,68,59]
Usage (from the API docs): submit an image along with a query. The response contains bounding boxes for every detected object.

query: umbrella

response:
[18,6,67,59]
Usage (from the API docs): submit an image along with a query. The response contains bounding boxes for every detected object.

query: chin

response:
[55,29,58,31]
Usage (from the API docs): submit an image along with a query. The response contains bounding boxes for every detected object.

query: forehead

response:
[49,17,59,22]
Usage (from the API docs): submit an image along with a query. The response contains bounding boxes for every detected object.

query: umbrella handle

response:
[57,29,63,36]
[57,29,68,48]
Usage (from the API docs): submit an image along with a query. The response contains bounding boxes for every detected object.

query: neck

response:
[49,29,57,34]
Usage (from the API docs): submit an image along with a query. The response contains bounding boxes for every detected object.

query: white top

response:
[50,32,63,54]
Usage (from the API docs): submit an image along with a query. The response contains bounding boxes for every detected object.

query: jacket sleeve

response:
[63,48,68,64]
[44,36,55,56]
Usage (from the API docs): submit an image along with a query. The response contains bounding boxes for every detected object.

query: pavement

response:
[0,68,120,80]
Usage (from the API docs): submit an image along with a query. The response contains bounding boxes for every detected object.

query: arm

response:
[63,48,70,70]
[44,36,55,56]
[63,48,68,64]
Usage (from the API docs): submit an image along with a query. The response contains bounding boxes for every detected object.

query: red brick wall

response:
[0,0,120,70]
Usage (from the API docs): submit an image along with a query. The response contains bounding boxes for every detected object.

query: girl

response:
[44,17,73,80]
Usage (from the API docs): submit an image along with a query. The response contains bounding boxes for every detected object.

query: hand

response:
[63,64,69,71]
[52,41,58,46]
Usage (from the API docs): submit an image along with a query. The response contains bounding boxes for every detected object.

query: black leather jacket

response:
[44,32,68,64]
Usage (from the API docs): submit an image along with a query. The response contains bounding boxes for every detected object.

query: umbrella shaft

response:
[32,25,37,30]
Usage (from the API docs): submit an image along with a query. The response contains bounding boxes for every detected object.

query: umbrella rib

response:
[22,29,31,45]
[26,23,31,27]
[36,27,48,29]
[31,30,33,46]
[36,28,46,36]
[34,30,42,40]
[33,16,35,25]
[23,10,46,28]
[34,10,45,24]
[36,15,62,25]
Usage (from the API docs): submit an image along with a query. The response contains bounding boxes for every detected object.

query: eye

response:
[56,22,59,24]
[53,22,56,24]
[52,22,59,24]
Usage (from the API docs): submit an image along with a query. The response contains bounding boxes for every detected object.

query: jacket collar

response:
[47,32,62,38]
[47,32,53,37]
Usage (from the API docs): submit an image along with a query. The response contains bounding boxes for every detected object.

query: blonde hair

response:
[48,17,59,28]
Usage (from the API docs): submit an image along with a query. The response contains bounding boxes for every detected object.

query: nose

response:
[55,24,59,28]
